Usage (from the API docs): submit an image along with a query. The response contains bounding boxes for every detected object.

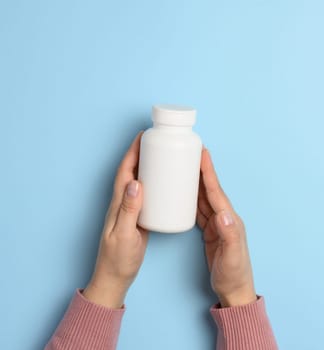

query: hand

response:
[197,148,257,307]
[83,131,148,308]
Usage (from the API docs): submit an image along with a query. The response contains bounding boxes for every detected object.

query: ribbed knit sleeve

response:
[210,296,278,350]
[45,289,125,350]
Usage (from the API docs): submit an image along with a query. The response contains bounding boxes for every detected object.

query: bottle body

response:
[138,123,202,233]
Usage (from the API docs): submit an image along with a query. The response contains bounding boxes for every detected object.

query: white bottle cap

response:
[152,104,196,126]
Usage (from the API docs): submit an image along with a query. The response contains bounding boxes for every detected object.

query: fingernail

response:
[127,180,139,197]
[221,210,234,226]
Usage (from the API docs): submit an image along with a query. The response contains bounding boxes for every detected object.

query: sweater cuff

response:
[210,296,278,350]
[45,289,125,350]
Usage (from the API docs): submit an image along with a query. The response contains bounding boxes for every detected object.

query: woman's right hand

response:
[83,132,149,309]
[197,148,257,307]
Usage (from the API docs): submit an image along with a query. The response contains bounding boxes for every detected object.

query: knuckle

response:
[235,215,247,236]
[120,198,138,214]
[223,221,243,244]
[102,231,112,247]
[226,229,241,244]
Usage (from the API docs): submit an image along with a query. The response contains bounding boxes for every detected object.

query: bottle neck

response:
[153,122,193,132]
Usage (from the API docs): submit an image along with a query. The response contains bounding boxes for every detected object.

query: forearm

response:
[210,296,278,350]
[44,289,125,350]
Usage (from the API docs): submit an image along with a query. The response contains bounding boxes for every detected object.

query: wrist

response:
[83,277,128,309]
[217,287,257,308]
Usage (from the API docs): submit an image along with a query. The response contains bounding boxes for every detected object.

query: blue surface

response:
[1,1,324,349]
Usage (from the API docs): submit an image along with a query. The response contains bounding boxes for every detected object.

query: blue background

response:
[1,1,323,349]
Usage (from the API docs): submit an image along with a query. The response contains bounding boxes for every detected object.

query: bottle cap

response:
[152,104,196,126]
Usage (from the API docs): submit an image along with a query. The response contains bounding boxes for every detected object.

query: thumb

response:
[214,210,241,244]
[114,180,142,234]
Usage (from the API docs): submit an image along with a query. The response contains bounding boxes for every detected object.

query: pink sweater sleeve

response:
[45,290,277,350]
[44,289,125,350]
[210,296,278,350]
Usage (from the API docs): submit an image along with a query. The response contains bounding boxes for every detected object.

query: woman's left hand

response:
[197,148,256,307]
[83,131,148,308]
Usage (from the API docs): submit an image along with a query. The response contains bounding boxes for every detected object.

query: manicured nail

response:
[221,210,234,226]
[127,181,139,197]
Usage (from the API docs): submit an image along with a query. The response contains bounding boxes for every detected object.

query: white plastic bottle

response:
[137,104,202,233]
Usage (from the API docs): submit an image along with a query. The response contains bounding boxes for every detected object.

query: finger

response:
[214,209,241,245]
[202,217,219,271]
[200,148,233,214]
[140,228,149,245]
[198,175,213,213]
[117,131,144,177]
[106,131,143,227]
[196,207,208,230]
[113,180,143,235]
[198,179,214,220]
[114,131,143,195]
